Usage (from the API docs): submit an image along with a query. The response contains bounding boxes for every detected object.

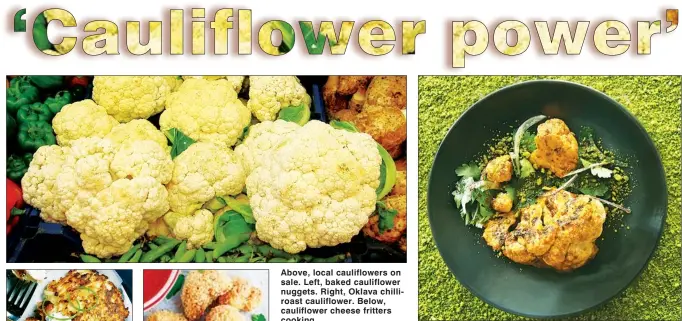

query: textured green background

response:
[418,76,681,321]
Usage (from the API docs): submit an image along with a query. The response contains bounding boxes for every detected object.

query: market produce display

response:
[6,75,408,263]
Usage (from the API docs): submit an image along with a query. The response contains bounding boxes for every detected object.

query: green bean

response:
[233,255,250,263]
[222,255,236,263]
[217,257,227,263]
[268,258,292,263]
[140,239,181,263]
[257,244,292,259]
[300,254,314,262]
[178,249,196,263]
[236,244,254,255]
[148,243,159,250]
[311,258,326,263]
[202,242,218,250]
[118,244,142,263]
[327,254,346,262]
[174,241,188,261]
[205,251,214,262]
[195,249,206,263]
[129,249,143,263]
[213,238,244,257]
[160,255,171,263]
[105,258,117,263]
[250,256,266,263]
[80,254,101,263]
[153,236,176,244]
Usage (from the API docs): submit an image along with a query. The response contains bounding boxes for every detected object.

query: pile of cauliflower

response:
[21,75,386,258]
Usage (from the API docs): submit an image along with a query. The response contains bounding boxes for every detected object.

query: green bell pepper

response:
[6,77,39,115]
[18,120,56,152]
[7,112,17,138]
[7,153,33,183]
[32,13,52,51]
[44,90,72,115]
[17,102,52,124]
[29,76,65,89]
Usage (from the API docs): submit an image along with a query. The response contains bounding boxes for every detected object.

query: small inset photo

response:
[6,269,133,321]
[143,269,268,321]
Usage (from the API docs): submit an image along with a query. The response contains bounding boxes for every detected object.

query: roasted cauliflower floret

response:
[52,100,118,146]
[247,120,382,254]
[483,155,513,183]
[363,194,407,244]
[105,119,169,152]
[247,76,312,122]
[92,76,181,122]
[160,78,251,148]
[482,212,517,251]
[491,192,513,213]
[529,118,579,178]
[181,270,232,321]
[167,142,246,215]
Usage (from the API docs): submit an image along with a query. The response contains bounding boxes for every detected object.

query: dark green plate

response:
[426,80,668,318]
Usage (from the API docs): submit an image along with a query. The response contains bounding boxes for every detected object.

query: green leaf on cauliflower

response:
[165,128,196,159]
[330,120,359,133]
[214,210,253,244]
[376,201,398,233]
[277,104,311,126]
[375,145,397,200]
[222,196,256,224]
[455,162,481,179]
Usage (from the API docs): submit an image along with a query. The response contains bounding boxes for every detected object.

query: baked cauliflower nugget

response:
[530,118,579,178]
[181,271,232,321]
[146,310,188,321]
[205,305,245,321]
[217,277,263,312]
[482,190,606,271]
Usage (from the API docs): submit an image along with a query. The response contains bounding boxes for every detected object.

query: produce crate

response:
[6,76,406,263]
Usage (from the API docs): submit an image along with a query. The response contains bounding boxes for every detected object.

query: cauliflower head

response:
[247,76,311,122]
[105,119,169,151]
[234,120,300,174]
[110,140,174,184]
[181,76,245,92]
[92,76,181,122]
[52,100,119,146]
[247,120,382,253]
[160,78,251,147]
[164,209,214,249]
[21,145,72,223]
[67,176,170,258]
[168,142,247,214]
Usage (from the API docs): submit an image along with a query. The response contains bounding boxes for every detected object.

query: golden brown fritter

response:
[322,76,373,117]
[146,310,188,321]
[181,271,232,321]
[482,190,606,271]
[483,155,513,183]
[365,76,407,110]
[391,170,407,196]
[38,270,129,321]
[398,235,407,252]
[395,158,407,171]
[530,119,579,178]
[204,305,245,321]
[350,104,407,154]
[491,192,513,213]
[216,277,262,312]
[482,212,517,251]
[363,194,407,244]
[334,109,358,122]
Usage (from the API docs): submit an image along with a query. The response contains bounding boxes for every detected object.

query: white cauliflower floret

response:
[21,145,72,223]
[110,140,173,184]
[52,100,119,146]
[247,120,382,253]
[105,119,169,151]
[93,76,182,122]
[67,176,170,258]
[164,210,214,249]
[234,120,300,174]
[181,76,245,92]
[168,142,247,215]
[247,76,312,122]
[160,78,251,147]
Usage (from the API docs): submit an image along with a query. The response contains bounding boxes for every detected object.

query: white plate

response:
[18,270,133,321]
[143,270,269,321]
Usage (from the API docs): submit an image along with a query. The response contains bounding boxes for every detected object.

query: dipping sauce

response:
[143,270,178,310]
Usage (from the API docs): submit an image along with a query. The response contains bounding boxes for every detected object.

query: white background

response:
[1,1,680,321]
